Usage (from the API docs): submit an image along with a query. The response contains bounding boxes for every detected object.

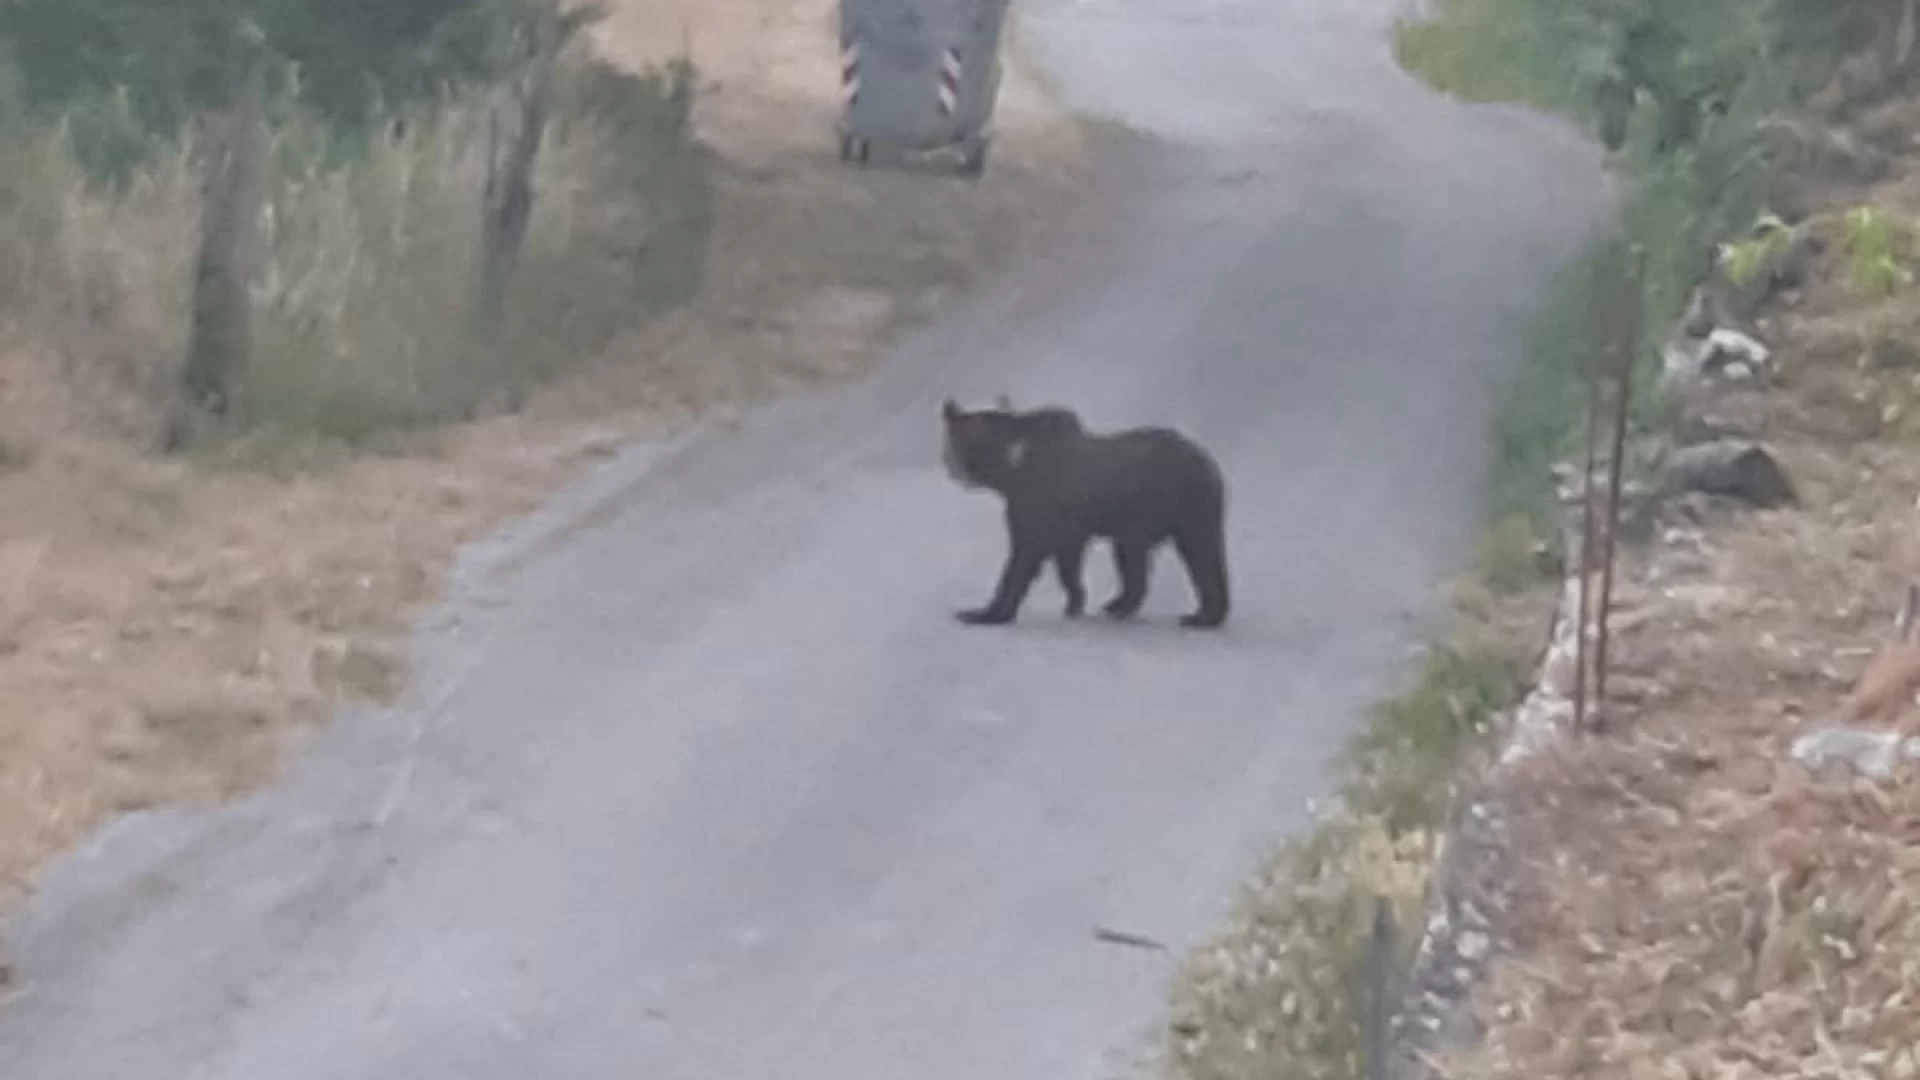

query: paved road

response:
[0,0,1610,1077]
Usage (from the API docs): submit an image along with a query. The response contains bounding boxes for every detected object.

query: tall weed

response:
[0,53,706,447]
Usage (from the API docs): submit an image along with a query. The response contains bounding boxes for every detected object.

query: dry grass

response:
[0,384,592,909]
[1435,126,1920,1077]
[0,0,1090,916]
[1167,809,1440,1080]
[1163,581,1551,1080]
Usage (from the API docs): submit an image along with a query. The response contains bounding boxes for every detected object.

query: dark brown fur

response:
[941,397,1230,629]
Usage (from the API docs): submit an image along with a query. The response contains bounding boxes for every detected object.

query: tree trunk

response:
[475,41,558,331]
[468,3,608,343]
[176,23,268,445]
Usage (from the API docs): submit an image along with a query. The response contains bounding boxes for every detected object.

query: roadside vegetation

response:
[0,0,708,917]
[0,0,1089,929]
[0,0,704,453]
[1164,1,1920,1078]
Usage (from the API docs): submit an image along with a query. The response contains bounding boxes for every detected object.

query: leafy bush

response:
[1392,0,1885,533]
[0,0,520,131]
[0,49,707,447]
[1718,212,1794,290]
[1842,204,1913,294]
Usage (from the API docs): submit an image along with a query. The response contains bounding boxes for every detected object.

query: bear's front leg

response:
[957,532,1047,627]
[1054,535,1088,617]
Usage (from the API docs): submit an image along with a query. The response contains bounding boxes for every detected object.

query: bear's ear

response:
[941,398,960,422]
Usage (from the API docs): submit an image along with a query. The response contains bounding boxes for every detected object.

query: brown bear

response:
[940,396,1230,629]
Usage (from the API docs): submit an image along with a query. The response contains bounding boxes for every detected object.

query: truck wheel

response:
[959,137,989,178]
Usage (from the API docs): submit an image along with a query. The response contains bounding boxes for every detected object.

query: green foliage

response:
[1392,0,1872,552]
[0,0,709,457]
[1474,513,1554,594]
[225,59,705,444]
[0,45,705,451]
[1389,0,1581,115]
[1842,204,1913,294]
[1395,0,1855,155]
[1165,634,1527,1080]
[0,0,572,182]
[1718,211,1793,289]
[1482,250,1594,535]
[1341,642,1523,835]
[547,57,707,310]
[0,0,505,117]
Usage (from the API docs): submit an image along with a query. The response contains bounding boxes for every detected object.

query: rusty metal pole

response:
[1590,245,1645,733]
[1571,341,1605,736]
[1364,896,1395,1080]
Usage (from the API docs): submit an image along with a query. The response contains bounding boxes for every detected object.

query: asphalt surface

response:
[0,0,1612,1077]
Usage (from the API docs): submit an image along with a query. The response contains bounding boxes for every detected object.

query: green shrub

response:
[1842,204,1913,295]
[0,0,536,154]
[0,51,707,448]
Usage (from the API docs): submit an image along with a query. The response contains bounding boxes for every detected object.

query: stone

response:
[1661,440,1797,509]
[1865,333,1920,371]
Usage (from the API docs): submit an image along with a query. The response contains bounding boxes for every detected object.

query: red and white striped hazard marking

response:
[936,47,962,115]
[840,40,861,107]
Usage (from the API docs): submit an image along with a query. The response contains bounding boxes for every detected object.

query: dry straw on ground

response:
[1162,583,1546,1080]
[1439,101,1920,1080]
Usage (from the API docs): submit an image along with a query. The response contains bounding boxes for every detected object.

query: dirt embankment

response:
[1438,93,1920,1078]
[0,0,1089,917]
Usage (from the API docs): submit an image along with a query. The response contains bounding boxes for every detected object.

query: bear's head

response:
[940,395,1083,493]
[941,396,1023,492]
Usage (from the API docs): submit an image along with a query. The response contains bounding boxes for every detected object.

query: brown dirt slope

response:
[0,0,1088,915]
[1441,95,1920,1079]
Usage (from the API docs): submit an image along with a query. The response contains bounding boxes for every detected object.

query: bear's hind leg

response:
[1173,518,1229,629]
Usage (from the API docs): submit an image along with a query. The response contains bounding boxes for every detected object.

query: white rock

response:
[1790,727,1920,779]
[1502,692,1573,765]
[1661,326,1774,387]
[1705,327,1772,370]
